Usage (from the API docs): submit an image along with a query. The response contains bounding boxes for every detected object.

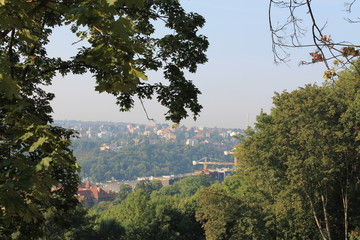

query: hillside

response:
[73,139,235,182]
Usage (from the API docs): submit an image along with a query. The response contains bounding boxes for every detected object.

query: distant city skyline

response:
[44,0,358,129]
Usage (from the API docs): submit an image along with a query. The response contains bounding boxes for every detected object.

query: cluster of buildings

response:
[55,120,242,150]
[64,120,242,206]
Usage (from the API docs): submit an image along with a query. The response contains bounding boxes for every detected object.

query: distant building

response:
[166,134,176,140]
[194,169,233,183]
[100,180,138,192]
[220,132,229,138]
[99,144,111,151]
[99,144,121,151]
[143,130,151,136]
[137,173,195,186]
[186,138,198,146]
[77,181,117,207]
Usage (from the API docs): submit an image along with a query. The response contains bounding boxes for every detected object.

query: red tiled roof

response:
[85,181,91,188]
[77,184,117,203]
[77,189,93,199]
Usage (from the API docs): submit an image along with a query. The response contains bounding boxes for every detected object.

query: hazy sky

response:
[45,0,359,129]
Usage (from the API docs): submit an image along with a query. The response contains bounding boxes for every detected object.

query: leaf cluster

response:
[0,0,208,238]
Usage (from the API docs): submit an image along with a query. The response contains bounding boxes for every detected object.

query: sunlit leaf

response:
[17,29,39,46]
[36,157,52,171]
[20,132,34,141]
[106,0,117,6]
[29,137,48,152]
[131,68,148,80]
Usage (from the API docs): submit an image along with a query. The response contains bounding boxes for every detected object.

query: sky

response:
[44,0,360,129]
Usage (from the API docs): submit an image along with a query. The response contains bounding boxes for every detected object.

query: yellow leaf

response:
[29,137,48,152]
[131,68,148,80]
[36,157,52,171]
[106,0,117,6]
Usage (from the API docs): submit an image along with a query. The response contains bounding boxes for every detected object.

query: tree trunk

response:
[342,188,349,240]
[321,192,332,240]
[306,191,327,240]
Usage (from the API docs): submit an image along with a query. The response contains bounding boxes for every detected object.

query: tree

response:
[154,174,212,198]
[135,179,162,195]
[195,183,261,240]
[269,0,360,79]
[117,184,133,202]
[234,63,360,239]
[0,0,208,238]
[228,112,317,239]
[99,188,205,240]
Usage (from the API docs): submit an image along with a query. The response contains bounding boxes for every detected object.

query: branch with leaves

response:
[0,0,208,238]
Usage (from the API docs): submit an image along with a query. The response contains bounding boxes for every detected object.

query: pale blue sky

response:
[45,0,359,129]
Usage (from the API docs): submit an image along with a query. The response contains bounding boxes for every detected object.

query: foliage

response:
[0,111,80,238]
[116,184,133,202]
[0,0,207,238]
[196,184,244,240]
[74,142,231,181]
[46,206,100,240]
[97,187,204,240]
[0,0,208,122]
[78,172,213,240]
[229,63,360,239]
[193,63,360,240]
[153,174,213,198]
[349,229,360,240]
[135,179,162,194]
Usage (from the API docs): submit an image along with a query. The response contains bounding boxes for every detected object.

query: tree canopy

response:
[0,0,208,238]
[192,62,360,240]
[0,0,208,123]
[229,62,360,239]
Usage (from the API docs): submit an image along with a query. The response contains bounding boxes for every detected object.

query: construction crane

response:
[192,157,236,171]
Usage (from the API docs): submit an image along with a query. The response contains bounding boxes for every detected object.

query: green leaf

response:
[17,29,39,46]
[93,43,105,51]
[106,0,117,6]
[131,68,148,80]
[95,81,111,93]
[111,18,133,38]
[0,73,20,99]
[36,157,52,171]
[123,0,145,8]
[20,132,34,141]
[29,137,48,152]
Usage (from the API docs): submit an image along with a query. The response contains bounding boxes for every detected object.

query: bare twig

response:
[139,97,156,123]
[269,0,360,78]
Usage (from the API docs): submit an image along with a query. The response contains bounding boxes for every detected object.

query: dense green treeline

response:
[38,175,212,240]
[74,141,232,181]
